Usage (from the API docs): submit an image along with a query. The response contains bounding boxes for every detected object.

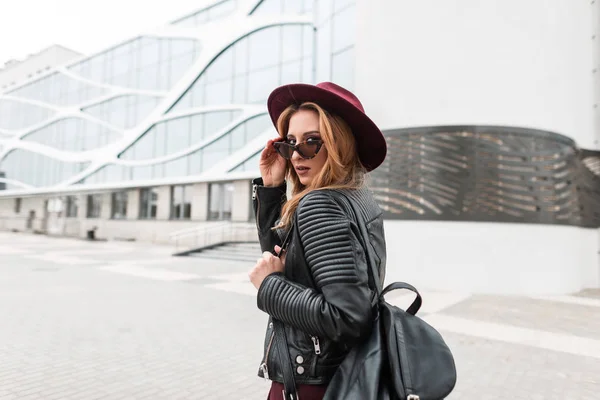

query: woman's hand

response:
[249,246,286,290]
[259,137,287,187]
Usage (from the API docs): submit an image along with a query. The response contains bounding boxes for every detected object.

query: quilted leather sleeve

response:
[252,177,287,253]
[257,191,373,343]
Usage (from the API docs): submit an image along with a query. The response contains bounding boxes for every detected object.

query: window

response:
[208,182,234,220]
[111,191,128,219]
[139,188,158,219]
[86,194,102,218]
[65,196,78,218]
[171,185,192,219]
[14,198,21,214]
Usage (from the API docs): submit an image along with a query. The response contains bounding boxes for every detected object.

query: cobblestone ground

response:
[0,232,598,399]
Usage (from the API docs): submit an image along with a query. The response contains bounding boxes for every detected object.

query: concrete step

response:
[189,242,261,262]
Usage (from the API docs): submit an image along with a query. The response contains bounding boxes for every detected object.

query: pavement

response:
[0,231,599,399]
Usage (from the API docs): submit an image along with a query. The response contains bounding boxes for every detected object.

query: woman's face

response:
[286,109,328,187]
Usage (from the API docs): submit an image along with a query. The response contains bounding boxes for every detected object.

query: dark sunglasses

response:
[273,139,324,160]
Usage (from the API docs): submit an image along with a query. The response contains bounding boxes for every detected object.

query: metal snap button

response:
[296,355,304,364]
[296,366,305,375]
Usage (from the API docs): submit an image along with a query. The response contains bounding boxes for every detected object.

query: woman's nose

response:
[291,148,302,161]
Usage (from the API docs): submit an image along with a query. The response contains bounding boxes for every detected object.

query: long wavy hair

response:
[275,102,366,230]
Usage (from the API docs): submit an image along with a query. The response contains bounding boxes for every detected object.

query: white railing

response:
[168,221,258,254]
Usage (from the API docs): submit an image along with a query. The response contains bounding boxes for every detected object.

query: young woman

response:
[248,82,388,400]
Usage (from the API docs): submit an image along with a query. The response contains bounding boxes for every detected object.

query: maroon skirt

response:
[268,381,328,400]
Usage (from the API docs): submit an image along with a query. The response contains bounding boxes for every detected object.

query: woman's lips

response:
[295,166,310,176]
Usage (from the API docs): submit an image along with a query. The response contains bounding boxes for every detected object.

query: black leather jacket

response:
[252,177,387,386]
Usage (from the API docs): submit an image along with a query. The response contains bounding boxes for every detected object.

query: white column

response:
[191,183,209,221]
[156,186,172,220]
[127,189,140,220]
[231,180,250,222]
[100,193,112,219]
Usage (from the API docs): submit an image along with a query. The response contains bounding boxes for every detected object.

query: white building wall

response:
[383,221,599,296]
[355,0,596,149]
[355,0,599,294]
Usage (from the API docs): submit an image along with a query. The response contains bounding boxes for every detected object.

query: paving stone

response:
[0,231,599,399]
[440,294,600,340]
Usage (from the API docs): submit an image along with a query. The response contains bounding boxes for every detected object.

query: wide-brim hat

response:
[266,82,387,172]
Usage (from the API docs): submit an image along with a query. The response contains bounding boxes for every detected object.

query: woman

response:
[248,82,388,400]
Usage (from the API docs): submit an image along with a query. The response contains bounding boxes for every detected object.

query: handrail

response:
[168,221,231,240]
[169,220,258,254]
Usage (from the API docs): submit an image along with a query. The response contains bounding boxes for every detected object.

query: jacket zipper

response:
[260,329,275,380]
[310,336,320,376]
[252,184,260,230]
[311,336,321,354]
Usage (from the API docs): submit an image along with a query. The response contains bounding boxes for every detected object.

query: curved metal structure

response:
[371,126,600,228]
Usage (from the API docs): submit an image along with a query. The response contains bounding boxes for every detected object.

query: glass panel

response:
[0,99,56,131]
[208,183,222,220]
[83,95,161,129]
[233,38,249,76]
[202,134,230,171]
[7,72,107,106]
[229,150,261,172]
[120,111,240,160]
[80,115,269,184]
[163,156,189,178]
[251,0,283,15]
[332,5,355,52]
[281,59,302,84]
[171,185,192,219]
[111,191,128,219]
[281,26,304,62]
[0,149,88,187]
[331,47,355,90]
[172,0,237,27]
[23,118,122,151]
[139,188,158,219]
[222,182,234,220]
[165,117,191,156]
[131,165,153,181]
[205,49,234,82]
[316,0,334,24]
[248,28,281,71]
[204,80,233,105]
[247,66,280,104]
[171,24,312,111]
[316,21,332,81]
[86,194,102,218]
[68,37,200,91]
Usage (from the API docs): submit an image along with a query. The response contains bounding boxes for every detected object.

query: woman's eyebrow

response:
[287,130,321,138]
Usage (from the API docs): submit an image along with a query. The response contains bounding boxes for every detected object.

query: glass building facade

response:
[0,0,356,192]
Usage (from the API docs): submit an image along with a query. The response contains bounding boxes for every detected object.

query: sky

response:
[0,0,213,65]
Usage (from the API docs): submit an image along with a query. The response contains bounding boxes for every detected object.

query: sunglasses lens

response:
[274,142,294,159]
[297,142,319,159]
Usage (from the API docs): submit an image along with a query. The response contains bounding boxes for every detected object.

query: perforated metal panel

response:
[369,126,600,228]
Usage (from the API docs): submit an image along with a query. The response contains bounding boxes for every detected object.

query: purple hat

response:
[267,82,387,172]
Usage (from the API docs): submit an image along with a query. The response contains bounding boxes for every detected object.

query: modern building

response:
[0,0,598,295]
[0,45,82,91]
